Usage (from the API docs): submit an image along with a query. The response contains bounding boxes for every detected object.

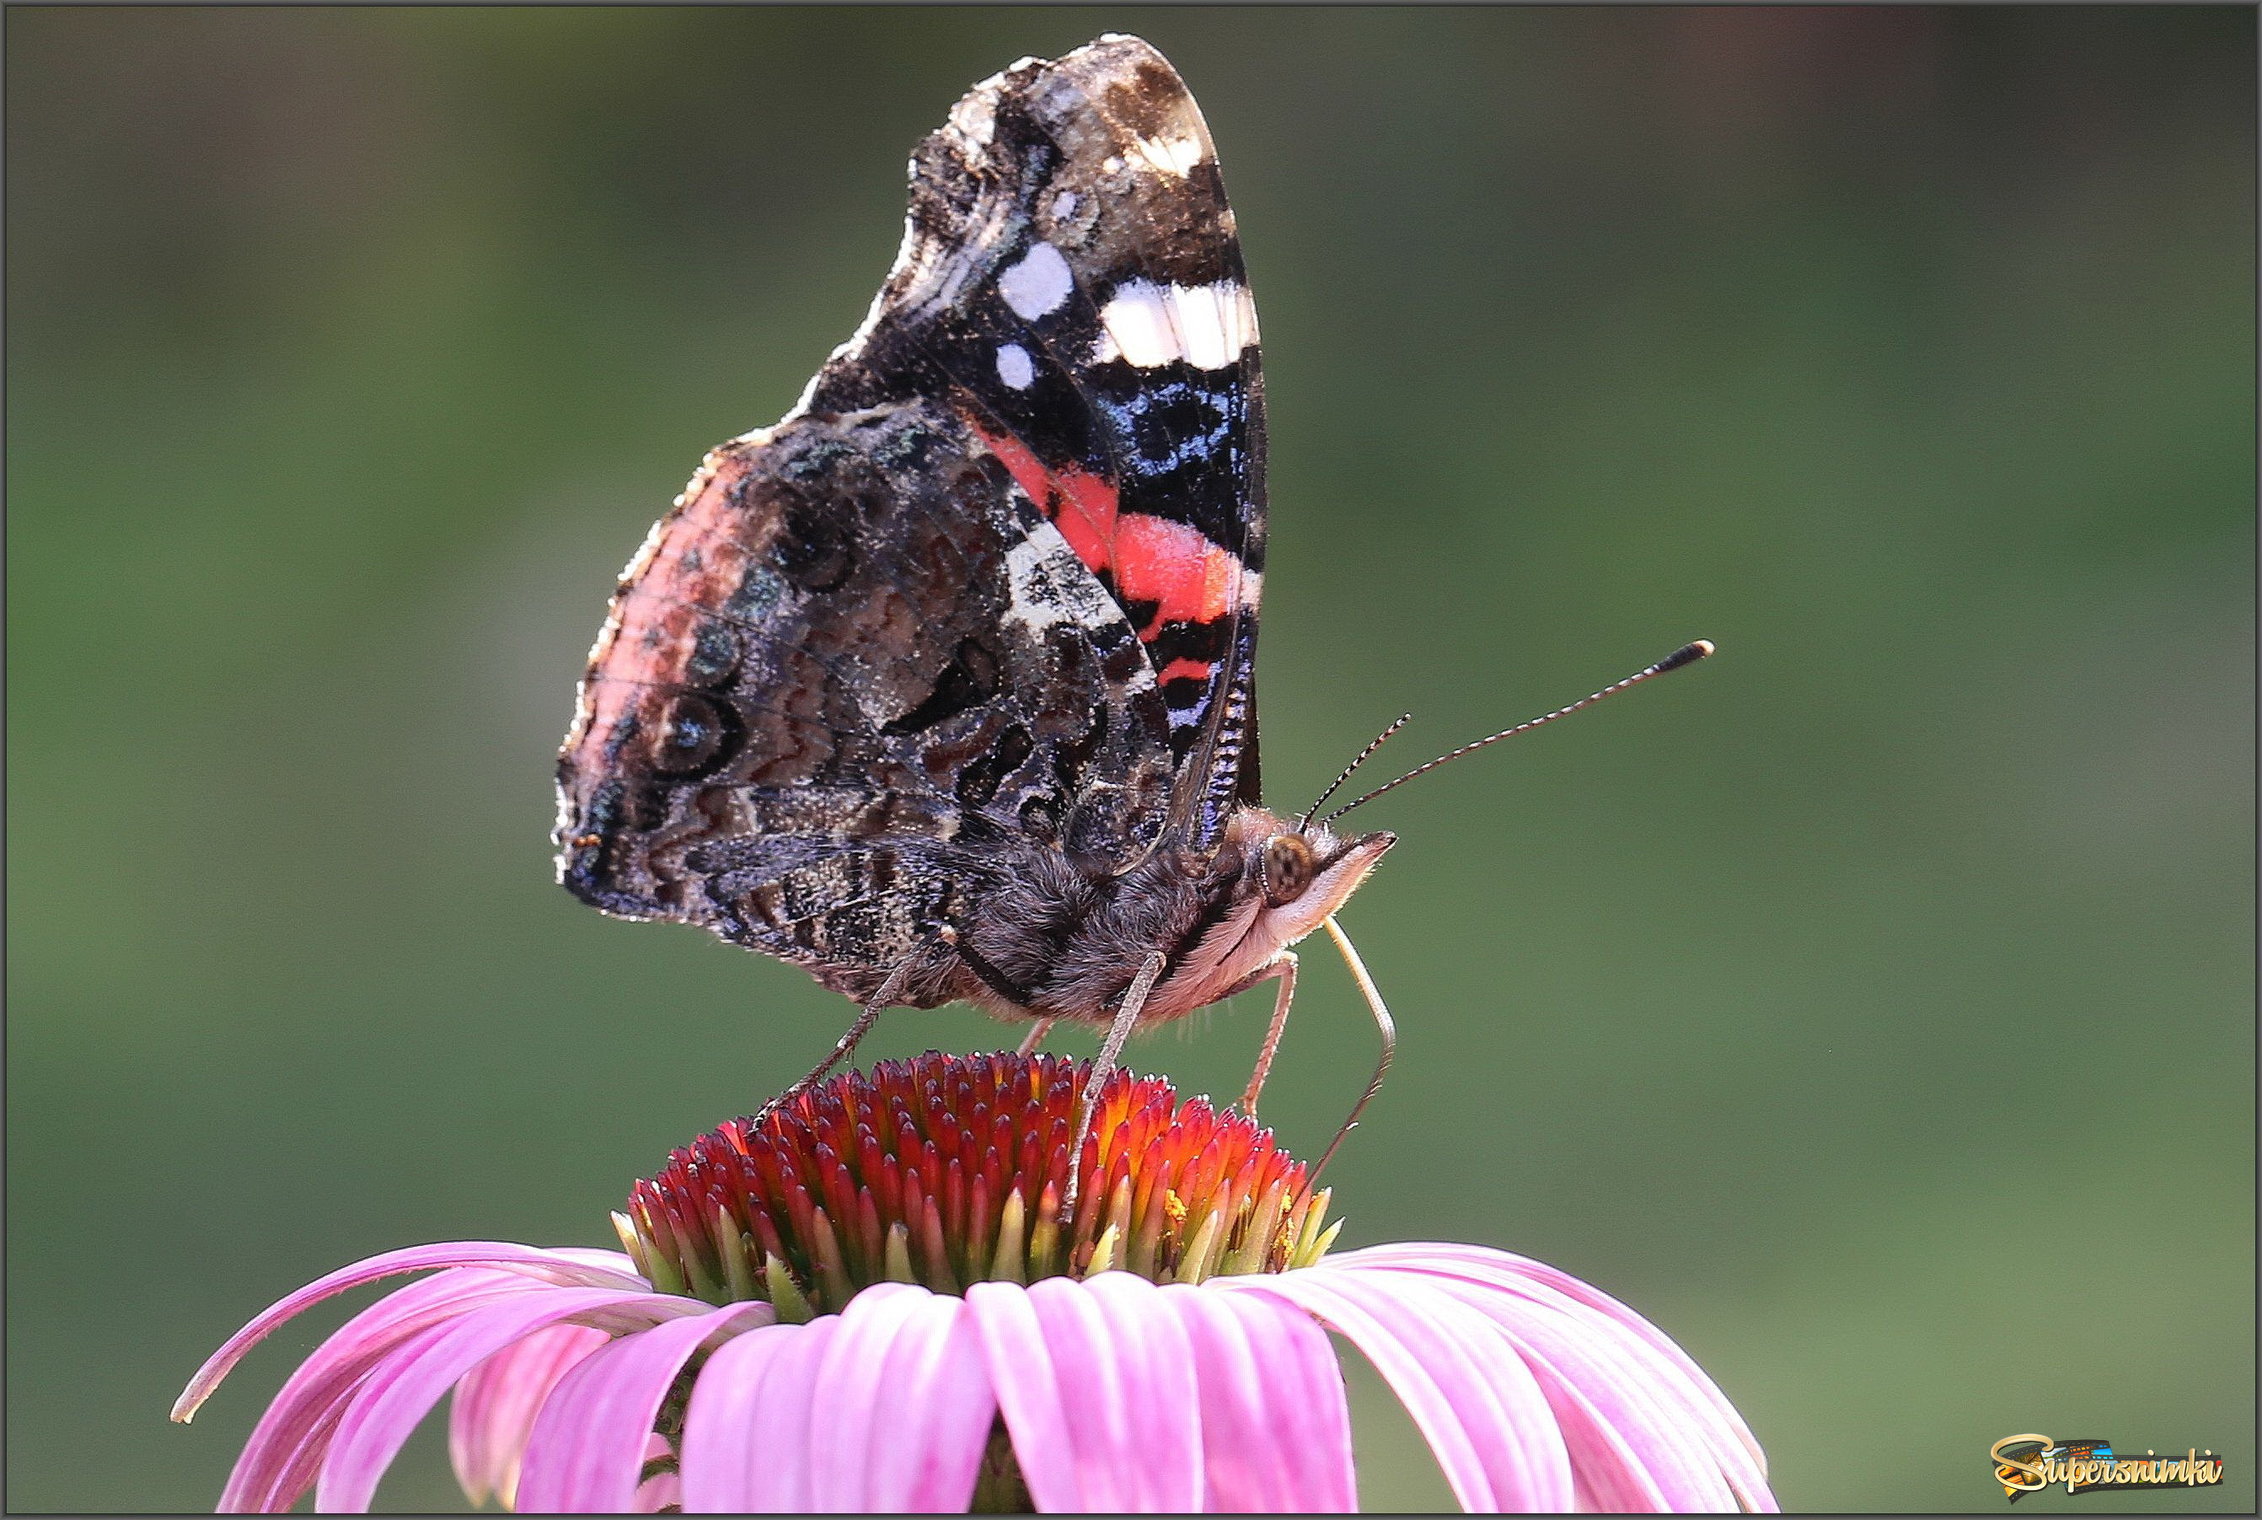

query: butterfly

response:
[554,34,1708,1181]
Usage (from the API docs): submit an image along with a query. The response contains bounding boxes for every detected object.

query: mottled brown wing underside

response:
[555,401,1172,1000]
[556,36,1267,1005]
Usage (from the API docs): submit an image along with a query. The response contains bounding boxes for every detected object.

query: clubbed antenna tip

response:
[1319,638,1718,825]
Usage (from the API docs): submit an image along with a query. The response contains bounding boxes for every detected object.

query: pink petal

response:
[317,1287,701,1512]
[1071,1273,1204,1509]
[632,1432,682,1511]
[1338,1246,1772,1510]
[634,1466,684,1512]
[1341,1243,1767,1489]
[214,1269,544,1513]
[1160,1283,1356,1512]
[1418,1277,1707,1511]
[804,1287,926,1510]
[547,1246,645,1277]
[961,1281,1080,1510]
[679,1317,841,1511]
[1216,1268,1574,1512]
[175,1242,646,1424]
[514,1301,773,1513]
[449,1321,609,1507]
[806,1284,997,1512]
[1462,1277,1745,1510]
[967,1274,1201,1511]
[223,1378,353,1515]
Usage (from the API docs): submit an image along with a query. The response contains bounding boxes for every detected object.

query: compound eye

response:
[1262,833,1316,907]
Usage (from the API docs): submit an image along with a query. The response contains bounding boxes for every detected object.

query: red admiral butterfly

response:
[556,36,1709,1179]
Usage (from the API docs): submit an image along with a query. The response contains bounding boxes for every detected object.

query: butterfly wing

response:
[556,398,1175,1003]
[555,36,1264,1002]
[812,34,1268,850]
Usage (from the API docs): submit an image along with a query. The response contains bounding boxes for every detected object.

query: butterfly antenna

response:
[1319,640,1715,826]
[1299,713,1413,828]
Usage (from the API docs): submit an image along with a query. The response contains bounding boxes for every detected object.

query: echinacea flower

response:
[176,1052,1774,1512]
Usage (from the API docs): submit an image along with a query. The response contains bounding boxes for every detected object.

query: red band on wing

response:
[972,422,1120,571]
[969,417,1240,639]
[1155,656,1218,688]
[1111,514,1238,631]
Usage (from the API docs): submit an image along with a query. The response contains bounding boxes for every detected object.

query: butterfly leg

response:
[1227,952,1298,1124]
[1015,1017,1057,1057]
[761,954,921,1118]
[1063,951,1167,1218]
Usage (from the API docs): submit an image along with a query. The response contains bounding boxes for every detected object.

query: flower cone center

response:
[618,1052,1340,1315]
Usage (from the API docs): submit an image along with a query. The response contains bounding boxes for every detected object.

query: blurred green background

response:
[9,7,2252,1512]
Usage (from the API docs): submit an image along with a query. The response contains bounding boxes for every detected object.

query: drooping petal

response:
[450,1320,609,1508]
[801,1284,996,1512]
[175,1242,647,1424]
[965,1274,1201,1511]
[1340,1243,1769,1493]
[1424,1276,1715,1511]
[1337,1245,1773,1509]
[1424,1274,1742,1512]
[1352,1242,1763,1446]
[960,1280,1079,1510]
[223,1375,352,1516]
[804,1285,927,1510]
[317,1287,702,1512]
[1072,1273,1204,1509]
[214,1269,547,1513]
[972,1275,1182,1510]
[678,1316,840,1512]
[1215,1267,1575,1512]
[546,1246,645,1278]
[514,1301,773,1513]
[1160,1281,1357,1512]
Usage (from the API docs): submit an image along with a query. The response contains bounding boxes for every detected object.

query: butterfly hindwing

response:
[557,399,1175,1002]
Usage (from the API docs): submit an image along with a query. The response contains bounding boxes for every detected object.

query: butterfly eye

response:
[1262,833,1316,907]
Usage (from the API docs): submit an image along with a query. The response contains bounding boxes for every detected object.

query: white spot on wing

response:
[1094,279,1256,370]
[1173,282,1248,369]
[996,343,1036,390]
[998,242,1074,320]
[1134,132,1208,177]
[1095,280,1180,367]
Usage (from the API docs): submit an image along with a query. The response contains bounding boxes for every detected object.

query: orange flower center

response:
[617,1052,1339,1316]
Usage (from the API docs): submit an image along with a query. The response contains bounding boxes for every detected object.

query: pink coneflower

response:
[176,1052,1773,1512]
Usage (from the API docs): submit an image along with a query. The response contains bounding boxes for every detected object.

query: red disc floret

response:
[618,1052,1340,1314]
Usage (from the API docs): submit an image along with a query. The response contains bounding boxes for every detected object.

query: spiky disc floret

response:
[618,1052,1339,1315]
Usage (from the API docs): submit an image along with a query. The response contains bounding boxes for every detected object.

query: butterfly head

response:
[1237,810,1396,944]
